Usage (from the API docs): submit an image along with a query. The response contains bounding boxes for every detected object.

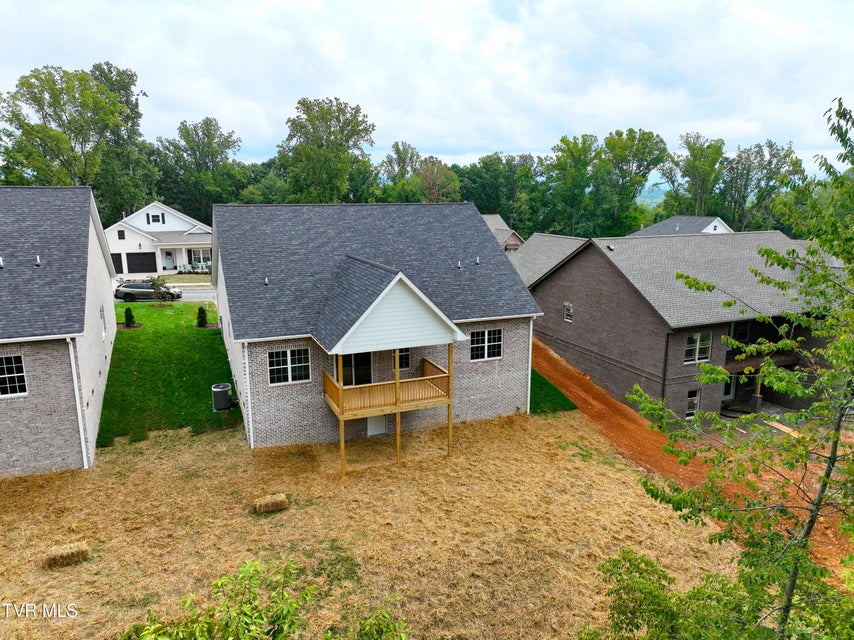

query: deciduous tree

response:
[278,97,375,203]
[586,100,854,639]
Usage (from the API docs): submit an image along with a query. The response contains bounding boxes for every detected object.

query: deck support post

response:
[338,354,345,471]
[447,342,454,456]
[395,348,401,463]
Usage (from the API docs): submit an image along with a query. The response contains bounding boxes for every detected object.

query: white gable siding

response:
[337,280,458,353]
[124,204,194,232]
[701,218,734,234]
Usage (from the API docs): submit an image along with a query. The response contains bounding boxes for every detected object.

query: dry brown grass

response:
[253,492,291,514]
[0,412,739,639]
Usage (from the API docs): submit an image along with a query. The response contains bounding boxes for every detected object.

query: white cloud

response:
[1,0,852,167]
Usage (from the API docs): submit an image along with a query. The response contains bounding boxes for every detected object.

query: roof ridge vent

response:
[35,255,42,267]
[0,257,4,269]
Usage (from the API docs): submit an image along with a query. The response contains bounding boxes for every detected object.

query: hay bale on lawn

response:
[43,542,90,568]
[253,493,291,514]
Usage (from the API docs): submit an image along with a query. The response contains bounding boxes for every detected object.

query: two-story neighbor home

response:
[104,202,212,275]
[0,187,116,477]
[213,203,541,461]
[523,231,809,419]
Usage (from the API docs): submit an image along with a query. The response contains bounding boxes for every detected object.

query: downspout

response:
[67,338,89,469]
[243,342,255,448]
[527,317,534,413]
[661,331,671,400]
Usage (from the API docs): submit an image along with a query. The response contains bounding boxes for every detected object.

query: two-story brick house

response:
[522,231,808,418]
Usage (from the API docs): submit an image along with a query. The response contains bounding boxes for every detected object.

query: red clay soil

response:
[532,338,852,583]
[532,339,707,487]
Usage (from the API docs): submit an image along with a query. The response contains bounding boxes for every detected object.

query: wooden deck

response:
[323,358,450,420]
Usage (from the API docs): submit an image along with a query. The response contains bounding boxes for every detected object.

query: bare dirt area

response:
[532,338,853,586]
[0,412,739,639]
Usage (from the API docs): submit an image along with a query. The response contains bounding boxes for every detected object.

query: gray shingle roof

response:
[629,216,731,236]
[508,233,588,286]
[147,230,212,245]
[591,231,806,328]
[214,203,541,343]
[0,187,96,340]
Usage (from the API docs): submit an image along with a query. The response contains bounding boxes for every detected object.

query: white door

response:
[367,415,386,436]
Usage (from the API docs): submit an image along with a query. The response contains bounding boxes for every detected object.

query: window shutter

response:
[146,213,150,224]
[162,213,166,224]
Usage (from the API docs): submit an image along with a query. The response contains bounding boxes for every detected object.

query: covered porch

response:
[323,347,455,469]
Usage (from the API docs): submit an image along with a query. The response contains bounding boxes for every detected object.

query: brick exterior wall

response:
[0,341,81,476]
[531,244,732,417]
[0,215,115,477]
[216,289,534,447]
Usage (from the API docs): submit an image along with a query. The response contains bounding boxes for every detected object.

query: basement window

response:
[686,389,700,418]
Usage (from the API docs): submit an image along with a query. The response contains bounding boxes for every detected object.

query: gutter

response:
[1,332,82,345]
[243,342,255,448]
[66,338,89,469]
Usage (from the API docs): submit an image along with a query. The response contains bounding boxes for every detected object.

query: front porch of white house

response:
[323,345,455,467]
[157,245,211,271]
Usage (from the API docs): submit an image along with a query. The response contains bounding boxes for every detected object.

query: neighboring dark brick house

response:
[519,231,810,418]
[0,187,117,477]
[213,203,540,459]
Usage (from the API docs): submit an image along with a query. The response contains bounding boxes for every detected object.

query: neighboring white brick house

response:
[213,203,541,458]
[0,187,117,477]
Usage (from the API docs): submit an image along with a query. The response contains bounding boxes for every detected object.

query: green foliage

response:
[530,369,577,414]
[279,97,375,203]
[124,306,135,329]
[116,554,408,640]
[196,305,208,328]
[98,303,241,445]
[196,304,209,327]
[155,117,243,223]
[603,100,854,639]
[0,64,125,186]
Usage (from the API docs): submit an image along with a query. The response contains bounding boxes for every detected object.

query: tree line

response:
[0,63,804,236]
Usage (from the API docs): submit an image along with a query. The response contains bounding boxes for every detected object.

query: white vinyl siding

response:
[337,279,458,353]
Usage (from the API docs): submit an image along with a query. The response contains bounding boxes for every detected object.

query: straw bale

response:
[43,542,90,568]
[253,493,291,514]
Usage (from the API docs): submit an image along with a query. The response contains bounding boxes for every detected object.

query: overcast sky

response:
[1,0,851,171]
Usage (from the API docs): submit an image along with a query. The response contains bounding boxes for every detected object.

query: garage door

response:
[126,252,156,273]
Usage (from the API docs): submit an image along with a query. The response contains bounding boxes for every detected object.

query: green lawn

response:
[530,368,577,414]
[98,302,241,445]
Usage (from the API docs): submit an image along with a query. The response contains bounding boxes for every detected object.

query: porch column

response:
[395,348,401,463]
[447,342,454,456]
[338,354,345,471]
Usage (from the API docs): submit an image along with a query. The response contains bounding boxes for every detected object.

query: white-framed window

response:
[684,331,712,363]
[151,213,161,223]
[268,348,311,385]
[189,248,212,266]
[686,389,701,418]
[470,329,502,361]
[397,348,410,370]
[0,355,27,397]
[563,302,574,323]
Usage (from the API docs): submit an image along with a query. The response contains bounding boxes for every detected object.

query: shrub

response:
[124,307,135,328]
[196,306,208,328]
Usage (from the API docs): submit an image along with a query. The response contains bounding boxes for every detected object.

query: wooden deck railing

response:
[323,358,450,420]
